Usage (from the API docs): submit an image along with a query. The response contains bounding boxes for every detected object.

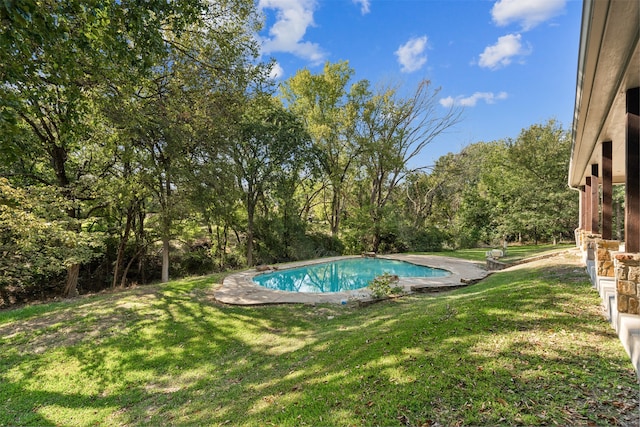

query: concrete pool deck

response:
[213,254,489,305]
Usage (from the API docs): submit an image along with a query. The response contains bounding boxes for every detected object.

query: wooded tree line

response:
[1,1,580,306]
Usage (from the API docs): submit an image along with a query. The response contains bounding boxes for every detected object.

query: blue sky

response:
[257,0,582,168]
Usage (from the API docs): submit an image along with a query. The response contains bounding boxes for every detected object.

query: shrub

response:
[406,227,446,252]
[368,273,403,299]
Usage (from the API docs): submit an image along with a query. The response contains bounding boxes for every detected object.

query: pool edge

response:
[213,254,489,306]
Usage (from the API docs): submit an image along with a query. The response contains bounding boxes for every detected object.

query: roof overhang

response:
[569,0,640,189]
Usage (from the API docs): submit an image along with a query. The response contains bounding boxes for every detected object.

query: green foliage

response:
[402,225,446,252]
[1,0,269,294]
[230,92,314,266]
[280,61,364,237]
[174,247,215,276]
[0,178,104,295]
[354,80,461,252]
[405,120,578,249]
[0,0,581,305]
[368,272,403,299]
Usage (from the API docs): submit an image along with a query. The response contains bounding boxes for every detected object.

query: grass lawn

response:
[422,243,575,263]
[1,251,638,426]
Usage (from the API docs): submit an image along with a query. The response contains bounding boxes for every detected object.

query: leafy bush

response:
[178,247,215,275]
[368,272,403,299]
[399,225,447,252]
[0,178,105,297]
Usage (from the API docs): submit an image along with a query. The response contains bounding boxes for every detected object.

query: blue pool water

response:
[253,258,450,293]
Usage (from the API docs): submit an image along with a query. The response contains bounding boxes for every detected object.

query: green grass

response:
[1,252,638,426]
[422,243,574,263]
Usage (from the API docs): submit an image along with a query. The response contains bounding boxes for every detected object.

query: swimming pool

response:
[252,257,450,293]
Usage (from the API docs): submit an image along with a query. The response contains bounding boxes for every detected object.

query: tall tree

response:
[94,0,262,282]
[504,119,577,243]
[408,120,578,248]
[280,61,364,239]
[229,94,311,266]
[355,80,462,252]
[0,0,207,294]
[0,177,104,299]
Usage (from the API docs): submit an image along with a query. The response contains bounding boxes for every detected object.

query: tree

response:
[402,141,505,248]
[0,178,104,300]
[229,94,311,266]
[503,119,577,243]
[409,120,577,248]
[0,0,208,294]
[354,80,462,252]
[280,61,364,239]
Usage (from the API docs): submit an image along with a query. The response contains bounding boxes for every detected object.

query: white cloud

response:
[353,0,371,15]
[440,92,508,108]
[491,0,566,31]
[395,36,428,73]
[259,0,325,64]
[478,33,529,70]
[439,97,455,108]
[269,62,284,80]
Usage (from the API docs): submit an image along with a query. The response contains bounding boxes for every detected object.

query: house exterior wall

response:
[596,239,620,277]
[616,253,640,315]
[570,0,640,377]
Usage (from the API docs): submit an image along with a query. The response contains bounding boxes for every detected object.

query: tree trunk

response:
[121,247,143,287]
[161,167,171,283]
[372,233,381,253]
[63,264,80,297]
[330,188,341,238]
[136,206,146,284]
[222,225,228,270]
[214,224,229,270]
[283,207,290,260]
[247,200,255,267]
[215,224,224,270]
[113,206,134,288]
[161,195,170,283]
[207,222,219,270]
[371,209,381,253]
[161,234,170,283]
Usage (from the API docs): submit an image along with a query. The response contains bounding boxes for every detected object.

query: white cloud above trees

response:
[269,62,285,80]
[478,33,530,70]
[440,91,508,108]
[395,36,428,73]
[476,0,564,71]
[491,0,566,31]
[258,0,325,64]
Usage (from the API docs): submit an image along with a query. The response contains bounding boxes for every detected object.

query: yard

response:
[1,249,638,426]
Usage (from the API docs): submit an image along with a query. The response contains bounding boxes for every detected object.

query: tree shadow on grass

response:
[1,256,638,426]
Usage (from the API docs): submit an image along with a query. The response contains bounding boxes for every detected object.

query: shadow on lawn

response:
[1,257,638,426]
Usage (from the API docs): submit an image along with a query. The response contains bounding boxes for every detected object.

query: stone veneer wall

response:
[615,253,640,315]
[596,239,620,277]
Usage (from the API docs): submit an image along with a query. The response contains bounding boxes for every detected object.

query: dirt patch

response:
[0,285,163,354]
